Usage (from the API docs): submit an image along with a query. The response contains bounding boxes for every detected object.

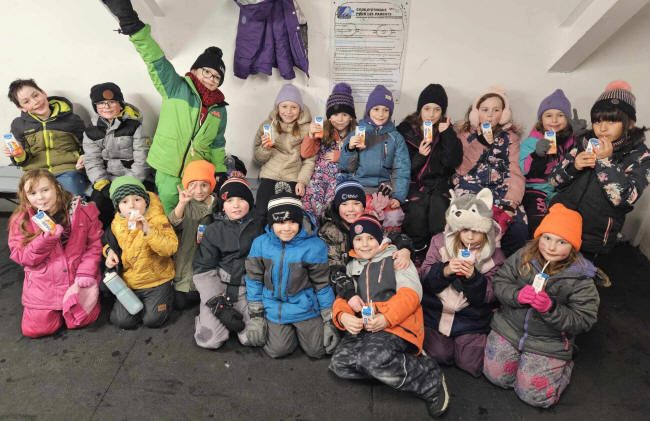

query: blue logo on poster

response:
[337,6,354,19]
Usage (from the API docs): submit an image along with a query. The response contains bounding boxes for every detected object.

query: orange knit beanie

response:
[182,160,216,191]
[534,203,583,250]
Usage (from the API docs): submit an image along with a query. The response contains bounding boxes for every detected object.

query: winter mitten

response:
[206,295,245,332]
[50,224,64,238]
[370,192,390,220]
[571,108,588,138]
[102,0,145,35]
[492,206,513,235]
[245,301,267,347]
[321,309,340,354]
[93,179,111,192]
[535,138,551,157]
[75,276,97,288]
[517,285,536,305]
[531,290,554,313]
[378,182,393,197]
[330,270,356,300]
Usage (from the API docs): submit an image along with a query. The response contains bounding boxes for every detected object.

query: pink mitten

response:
[531,290,553,313]
[517,285,536,305]
[50,224,64,238]
[492,206,513,235]
[370,192,390,220]
[75,276,96,288]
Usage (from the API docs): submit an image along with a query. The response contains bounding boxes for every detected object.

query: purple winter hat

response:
[326,83,356,118]
[365,85,394,118]
[537,89,571,119]
[275,84,303,108]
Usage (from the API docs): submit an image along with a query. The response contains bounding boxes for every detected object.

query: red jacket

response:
[8,198,103,310]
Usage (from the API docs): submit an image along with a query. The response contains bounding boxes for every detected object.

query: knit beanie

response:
[326,83,356,119]
[182,160,216,191]
[537,89,571,119]
[219,177,254,209]
[90,82,124,112]
[267,193,304,228]
[349,215,383,247]
[109,176,150,208]
[590,80,636,122]
[191,47,226,86]
[468,85,512,128]
[365,85,394,119]
[417,84,448,114]
[275,84,303,108]
[534,203,583,250]
[333,180,366,210]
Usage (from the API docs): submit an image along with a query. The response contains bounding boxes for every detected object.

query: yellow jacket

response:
[109,192,178,290]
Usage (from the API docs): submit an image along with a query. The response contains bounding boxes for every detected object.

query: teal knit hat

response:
[109,176,150,208]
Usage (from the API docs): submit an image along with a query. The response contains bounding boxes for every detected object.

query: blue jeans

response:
[56,171,90,197]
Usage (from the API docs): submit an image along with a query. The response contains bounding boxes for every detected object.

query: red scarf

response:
[186,72,225,124]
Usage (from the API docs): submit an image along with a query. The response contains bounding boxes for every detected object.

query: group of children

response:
[4,0,650,417]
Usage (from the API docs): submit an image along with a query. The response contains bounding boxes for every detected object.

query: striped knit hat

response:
[219,177,254,208]
[333,179,366,210]
[591,80,636,122]
[109,176,150,208]
[267,184,304,227]
[327,83,356,119]
[349,214,383,247]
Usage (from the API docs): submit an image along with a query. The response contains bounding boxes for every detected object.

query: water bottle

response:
[103,272,144,315]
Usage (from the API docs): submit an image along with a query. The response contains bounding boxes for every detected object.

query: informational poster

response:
[331,0,409,103]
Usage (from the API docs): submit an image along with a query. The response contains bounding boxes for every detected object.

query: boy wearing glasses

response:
[84,82,151,228]
[101,0,229,213]
[5,78,88,196]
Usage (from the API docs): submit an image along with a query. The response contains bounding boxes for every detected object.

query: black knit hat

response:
[590,80,636,122]
[191,47,226,86]
[267,184,304,228]
[326,83,356,119]
[417,84,448,114]
[333,180,366,210]
[349,215,383,247]
[219,177,254,209]
[90,82,124,112]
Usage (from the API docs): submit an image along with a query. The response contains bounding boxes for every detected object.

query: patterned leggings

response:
[483,331,574,408]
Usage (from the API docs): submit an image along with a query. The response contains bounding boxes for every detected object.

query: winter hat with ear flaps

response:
[469,85,512,128]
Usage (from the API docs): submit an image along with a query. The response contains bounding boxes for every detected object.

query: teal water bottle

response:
[103,272,144,315]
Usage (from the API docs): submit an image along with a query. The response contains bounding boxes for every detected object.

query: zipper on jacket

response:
[278,242,286,300]
[602,217,613,246]
[41,121,53,172]
[177,88,203,177]
[517,308,533,351]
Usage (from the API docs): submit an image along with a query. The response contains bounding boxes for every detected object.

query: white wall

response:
[1,0,649,252]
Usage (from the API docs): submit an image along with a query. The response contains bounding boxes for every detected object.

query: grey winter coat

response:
[83,104,150,184]
[491,249,600,360]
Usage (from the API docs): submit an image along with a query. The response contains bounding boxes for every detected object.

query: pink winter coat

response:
[8,198,103,310]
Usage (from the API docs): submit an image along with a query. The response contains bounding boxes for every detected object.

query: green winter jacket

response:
[491,249,600,360]
[10,96,84,175]
[130,25,227,177]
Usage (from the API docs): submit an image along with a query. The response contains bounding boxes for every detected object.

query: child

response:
[192,177,264,349]
[252,84,315,219]
[301,83,357,218]
[484,203,600,408]
[398,84,463,258]
[338,85,410,218]
[8,169,102,338]
[519,89,576,235]
[419,189,504,377]
[329,215,449,418]
[167,160,218,310]
[244,190,337,358]
[550,81,649,285]
[318,180,412,277]
[103,176,178,329]
[454,86,527,256]
[84,82,151,228]
[103,0,229,213]
[6,79,88,196]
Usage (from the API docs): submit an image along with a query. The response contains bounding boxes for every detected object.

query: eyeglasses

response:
[200,68,221,82]
[95,100,119,108]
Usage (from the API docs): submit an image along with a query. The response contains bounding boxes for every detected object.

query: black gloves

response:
[535,138,551,157]
[205,295,245,333]
[330,269,356,300]
[102,0,145,35]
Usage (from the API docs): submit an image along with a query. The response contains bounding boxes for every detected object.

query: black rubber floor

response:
[0,215,648,420]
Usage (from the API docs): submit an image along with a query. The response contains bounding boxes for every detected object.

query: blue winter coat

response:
[233,0,309,80]
[245,219,334,324]
[338,119,411,202]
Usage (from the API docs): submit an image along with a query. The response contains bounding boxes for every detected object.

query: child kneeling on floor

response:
[329,215,450,418]
[192,177,264,349]
[8,169,103,338]
[484,203,600,408]
[103,176,178,329]
[245,189,338,358]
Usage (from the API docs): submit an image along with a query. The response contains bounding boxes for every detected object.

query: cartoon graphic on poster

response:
[331,1,410,103]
